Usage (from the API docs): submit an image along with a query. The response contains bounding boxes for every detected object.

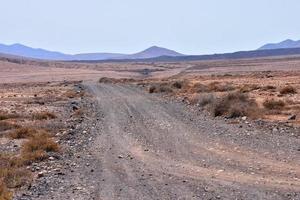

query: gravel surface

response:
[17,83,300,200]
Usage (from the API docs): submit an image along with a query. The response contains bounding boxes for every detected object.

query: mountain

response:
[0,43,71,60]
[81,47,300,63]
[259,39,300,50]
[118,46,184,59]
[0,43,183,61]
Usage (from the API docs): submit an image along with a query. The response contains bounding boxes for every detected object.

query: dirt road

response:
[25,83,300,200]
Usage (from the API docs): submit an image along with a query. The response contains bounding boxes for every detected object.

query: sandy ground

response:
[2,55,300,84]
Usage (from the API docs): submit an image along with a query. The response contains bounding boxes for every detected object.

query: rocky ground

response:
[12,82,300,200]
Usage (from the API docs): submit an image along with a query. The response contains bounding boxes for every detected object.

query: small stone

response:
[288,115,296,121]
[242,116,247,121]
[272,128,278,133]
[37,170,47,178]
[49,156,55,161]
[118,155,124,159]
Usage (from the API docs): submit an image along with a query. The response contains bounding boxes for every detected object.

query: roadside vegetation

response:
[0,82,83,199]
[138,73,299,122]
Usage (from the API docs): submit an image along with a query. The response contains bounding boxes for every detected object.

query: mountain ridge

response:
[259,39,300,50]
[0,43,183,61]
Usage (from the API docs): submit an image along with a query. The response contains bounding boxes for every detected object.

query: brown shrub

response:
[21,132,59,164]
[239,84,260,93]
[208,82,235,92]
[149,85,156,93]
[211,92,260,118]
[261,85,277,91]
[263,99,285,110]
[197,94,216,107]
[158,85,173,93]
[9,127,38,139]
[148,84,173,93]
[0,122,19,132]
[0,115,8,121]
[0,112,20,121]
[32,112,57,120]
[0,168,31,188]
[171,80,188,89]
[0,181,12,200]
[279,86,297,95]
[0,153,31,191]
[99,77,119,84]
[191,82,235,93]
[191,83,209,93]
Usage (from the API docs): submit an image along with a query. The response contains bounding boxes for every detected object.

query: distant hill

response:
[118,46,183,59]
[0,43,183,61]
[79,47,300,63]
[259,39,300,50]
[0,43,71,60]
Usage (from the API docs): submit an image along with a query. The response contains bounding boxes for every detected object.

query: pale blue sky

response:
[1,0,300,55]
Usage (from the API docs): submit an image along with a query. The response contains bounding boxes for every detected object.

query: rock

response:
[242,116,247,121]
[272,128,278,133]
[37,170,47,178]
[118,155,124,159]
[72,105,80,111]
[288,115,296,121]
[49,156,55,161]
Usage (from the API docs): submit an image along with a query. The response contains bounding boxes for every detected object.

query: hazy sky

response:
[1,0,300,55]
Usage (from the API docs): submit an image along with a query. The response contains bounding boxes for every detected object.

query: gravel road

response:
[24,83,300,200]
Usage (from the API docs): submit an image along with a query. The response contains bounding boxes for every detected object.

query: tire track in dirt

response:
[81,83,299,200]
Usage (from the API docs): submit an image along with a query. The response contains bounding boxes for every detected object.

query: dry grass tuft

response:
[0,153,31,193]
[21,132,59,164]
[0,181,12,200]
[0,111,20,121]
[32,111,57,120]
[211,92,260,118]
[263,99,285,110]
[0,122,19,132]
[279,86,297,95]
[0,167,31,189]
[148,84,173,93]
[197,94,216,107]
[239,84,260,93]
[207,82,235,92]
[149,86,156,93]
[99,77,119,84]
[9,127,38,139]
[191,82,235,93]
[261,85,277,91]
[171,80,188,89]
[191,83,209,93]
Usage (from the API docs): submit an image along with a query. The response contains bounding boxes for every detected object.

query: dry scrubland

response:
[1,55,300,199]
[0,81,85,199]
[132,71,300,126]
